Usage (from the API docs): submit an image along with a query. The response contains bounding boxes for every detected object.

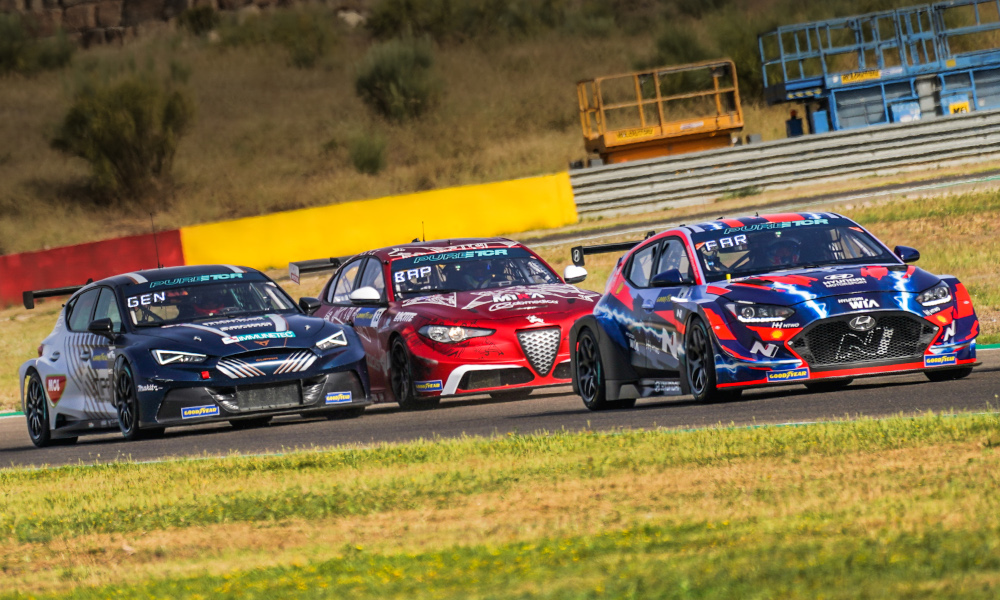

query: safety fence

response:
[0,174,577,306]
[570,108,1000,218]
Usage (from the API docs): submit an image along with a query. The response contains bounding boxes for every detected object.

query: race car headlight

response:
[726,303,794,323]
[152,350,207,365]
[315,330,349,350]
[916,282,952,307]
[419,325,494,343]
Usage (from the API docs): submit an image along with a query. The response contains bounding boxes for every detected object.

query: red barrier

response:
[0,230,185,307]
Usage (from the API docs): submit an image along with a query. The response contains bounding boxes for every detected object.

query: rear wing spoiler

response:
[288,257,346,284]
[570,231,656,267]
[23,283,90,310]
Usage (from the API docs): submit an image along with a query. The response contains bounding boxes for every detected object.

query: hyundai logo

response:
[848,315,876,331]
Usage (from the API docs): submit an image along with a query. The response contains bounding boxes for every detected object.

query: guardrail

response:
[570,108,1000,218]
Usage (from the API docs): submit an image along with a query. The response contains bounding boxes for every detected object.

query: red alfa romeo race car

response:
[289,238,600,409]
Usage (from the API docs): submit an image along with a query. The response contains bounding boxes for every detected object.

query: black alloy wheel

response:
[391,338,439,410]
[576,329,639,409]
[24,372,76,447]
[685,318,741,403]
[116,364,163,441]
[925,367,973,382]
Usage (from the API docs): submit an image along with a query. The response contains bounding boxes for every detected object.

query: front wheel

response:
[576,328,620,411]
[684,318,740,403]
[926,367,973,382]
[391,338,439,410]
[116,364,162,441]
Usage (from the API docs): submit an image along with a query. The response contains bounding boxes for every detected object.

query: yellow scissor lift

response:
[577,59,744,164]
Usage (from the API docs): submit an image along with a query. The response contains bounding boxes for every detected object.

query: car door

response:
[88,287,124,416]
[348,258,390,394]
[640,238,694,374]
[316,258,365,325]
[621,243,657,371]
[63,287,114,418]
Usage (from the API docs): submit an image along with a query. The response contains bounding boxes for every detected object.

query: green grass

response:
[2,412,1000,597]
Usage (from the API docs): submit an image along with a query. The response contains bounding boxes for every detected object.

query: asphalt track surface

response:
[2,351,998,470]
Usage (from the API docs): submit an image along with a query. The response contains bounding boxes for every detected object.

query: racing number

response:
[394,266,431,283]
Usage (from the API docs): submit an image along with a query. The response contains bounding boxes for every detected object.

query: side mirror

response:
[650,269,688,287]
[349,286,382,305]
[894,245,920,263]
[563,265,588,284]
[299,297,321,314]
[88,318,115,338]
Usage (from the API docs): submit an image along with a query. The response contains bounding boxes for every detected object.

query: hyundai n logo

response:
[848,315,876,331]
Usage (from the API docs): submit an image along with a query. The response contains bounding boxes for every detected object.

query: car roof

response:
[89,265,259,290]
[679,212,849,235]
[364,238,522,260]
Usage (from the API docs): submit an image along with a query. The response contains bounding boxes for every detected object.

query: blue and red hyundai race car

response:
[568,212,979,409]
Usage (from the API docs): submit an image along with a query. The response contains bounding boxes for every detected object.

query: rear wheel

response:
[24,372,75,447]
[805,378,853,393]
[230,416,272,430]
[391,338,440,410]
[926,367,973,382]
[685,319,741,403]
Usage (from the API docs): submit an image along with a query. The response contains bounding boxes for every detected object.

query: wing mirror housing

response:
[650,269,689,287]
[894,245,920,263]
[349,286,382,305]
[563,265,588,284]
[298,297,321,315]
[87,318,115,339]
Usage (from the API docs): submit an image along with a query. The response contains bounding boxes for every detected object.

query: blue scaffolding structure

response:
[759,0,1000,133]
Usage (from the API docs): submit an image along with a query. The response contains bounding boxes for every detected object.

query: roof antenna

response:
[150,212,163,268]
[422,221,426,242]
[755,211,759,217]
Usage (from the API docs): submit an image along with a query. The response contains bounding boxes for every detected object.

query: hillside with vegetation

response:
[0,0,937,255]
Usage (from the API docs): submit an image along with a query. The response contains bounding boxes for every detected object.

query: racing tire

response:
[391,338,440,410]
[577,329,613,410]
[684,318,741,403]
[925,367,973,382]
[804,378,854,393]
[116,364,162,441]
[230,416,272,430]
[24,372,76,447]
[325,407,366,420]
[489,389,533,401]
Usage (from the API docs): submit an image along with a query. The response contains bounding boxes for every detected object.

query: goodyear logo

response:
[766,368,809,383]
[181,405,220,419]
[415,380,443,392]
[924,354,957,367]
[325,391,352,405]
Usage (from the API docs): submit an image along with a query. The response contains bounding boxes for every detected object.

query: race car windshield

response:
[692,218,895,283]
[391,247,559,297]
[126,281,296,326]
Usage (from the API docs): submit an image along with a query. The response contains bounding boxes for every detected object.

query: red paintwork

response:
[313,239,601,404]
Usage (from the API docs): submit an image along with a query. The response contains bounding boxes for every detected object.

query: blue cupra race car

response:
[19,265,370,447]
[568,212,979,410]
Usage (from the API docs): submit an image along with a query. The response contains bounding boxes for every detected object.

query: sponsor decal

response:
[722,219,829,235]
[653,380,681,393]
[750,341,779,358]
[415,380,443,392]
[838,297,880,309]
[402,294,457,308]
[616,127,655,140]
[660,329,682,358]
[181,405,220,419]
[325,391,353,404]
[841,69,881,84]
[127,292,166,308]
[137,383,162,393]
[45,375,67,403]
[202,317,272,332]
[256,341,271,347]
[412,249,509,264]
[526,315,546,325]
[222,331,296,345]
[394,312,418,323]
[924,353,957,367]
[490,300,559,311]
[923,306,942,316]
[371,308,386,328]
[149,273,244,289]
[766,368,809,382]
[700,235,747,252]
[823,274,867,288]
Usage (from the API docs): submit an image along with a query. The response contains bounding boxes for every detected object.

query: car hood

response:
[710,264,940,306]
[136,313,338,355]
[397,284,602,322]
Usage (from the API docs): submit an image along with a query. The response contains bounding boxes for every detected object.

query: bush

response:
[348,133,387,175]
[355,37,439,121]
[51,69,195,204]
[366,0,564,42]
[178,6,220,37]
[219,8,335,69]
[0,14,74,77]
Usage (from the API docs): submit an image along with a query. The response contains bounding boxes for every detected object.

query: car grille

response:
[458,368,534,392]
[212,382,302,413]
[216,350,317,379]
[517,328,561,376]
[789,312,937,368]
